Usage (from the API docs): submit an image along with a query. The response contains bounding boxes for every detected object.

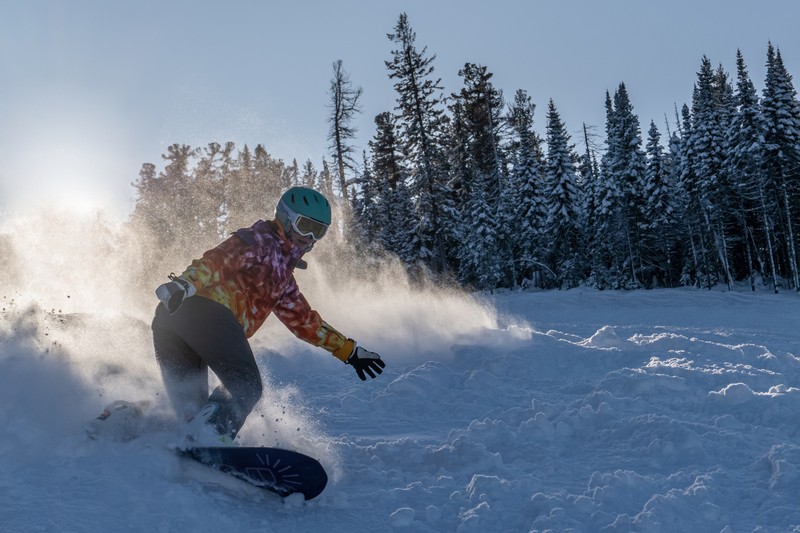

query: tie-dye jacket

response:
[177,219,354,362]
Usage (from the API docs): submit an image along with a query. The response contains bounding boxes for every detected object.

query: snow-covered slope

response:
[2,283,799,532]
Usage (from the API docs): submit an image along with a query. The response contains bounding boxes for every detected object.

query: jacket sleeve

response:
[273,278,354,362]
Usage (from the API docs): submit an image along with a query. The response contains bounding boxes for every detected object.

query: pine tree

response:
[614,84,648,286]
[594,84,647,288]
[506,89,547,287]
[301,160,318,189]
[666,112,692,286]
[458,168,502,290]
[450,63,511,288]
[319,158,335,205]
[192,142,226,240]
[130,143,227,266]
[352,151,379,245]
[368,111,417,263]
[676,102,710,287]
[386,12,451,272]
[131,162,169,246]
[327,59,363,203]
[683,58,735,289]
[590,92,621,288]
[129,161,171,288]
[450,87,502,291]
[225,144,264,232]
[252,143,284,211]
[442,100,470,275]
[642,121,679,286]
[723,49,776,291]
[543,100,583,288]
[578,122,601,284]
[762,43,800,290]
[287,159,300,188]
[713,63,740,285]
[162,144,200,257]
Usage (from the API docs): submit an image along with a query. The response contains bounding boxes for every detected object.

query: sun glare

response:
[1,93,135,218]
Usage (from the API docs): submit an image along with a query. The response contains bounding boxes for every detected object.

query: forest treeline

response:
[131,13,800,293]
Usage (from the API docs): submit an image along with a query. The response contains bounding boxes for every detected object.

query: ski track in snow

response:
[1,288,799,532]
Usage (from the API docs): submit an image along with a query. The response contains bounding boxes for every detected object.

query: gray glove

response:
[346,345,386,381]
[155,276,196,314]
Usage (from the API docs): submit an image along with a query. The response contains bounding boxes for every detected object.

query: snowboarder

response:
[152,186,385,444]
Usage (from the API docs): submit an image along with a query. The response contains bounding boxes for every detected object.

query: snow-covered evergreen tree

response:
[666,115,690,285]
[225,144,262,233]
[300,160,318,189]
[676,103,708,287]
[449,63,510,289]
[287,159,300,188]
[368,111,417,263]
[543,100,583,288]
[351,151,376,244]
[506,89,547,288]
[593,84,647,288]
[577,123,601,286]
[642,121,679,286]
[161,144,202,255]
[192,143,226,240]
[386,12,452,273]
[682,57,736,288]
[723,50,776,291]
[318,158,335,205]
[252,143,283,211]
[762,43,800,290]
[457,167,503,290]
[131,162,171,250]
[442,100,470,276]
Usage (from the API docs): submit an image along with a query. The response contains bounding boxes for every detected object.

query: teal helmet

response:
[276,186,331,240]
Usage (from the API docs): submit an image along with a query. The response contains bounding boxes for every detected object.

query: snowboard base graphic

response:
[180,446,328,500]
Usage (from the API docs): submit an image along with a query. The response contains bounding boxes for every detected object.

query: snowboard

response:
[180,446,328,500]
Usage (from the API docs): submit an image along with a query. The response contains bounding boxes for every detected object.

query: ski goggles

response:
[281,203,329,241]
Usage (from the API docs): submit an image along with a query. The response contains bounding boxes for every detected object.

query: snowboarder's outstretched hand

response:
[155,276,196,314]
[346,345,385,381]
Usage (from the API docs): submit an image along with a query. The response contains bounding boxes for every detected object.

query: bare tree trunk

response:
[702,207,733,290]
[759,186,779,294]
[687,221,700,287]
[328,60,362,205]
[743,224,755,291]
[779,184,799,290]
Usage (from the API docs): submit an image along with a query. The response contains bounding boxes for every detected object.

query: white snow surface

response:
[2,284,799,532]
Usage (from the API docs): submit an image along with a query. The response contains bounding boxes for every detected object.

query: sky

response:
[1,0,799,215]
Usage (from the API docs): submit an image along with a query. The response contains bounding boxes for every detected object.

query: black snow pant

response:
[151,296,263,438]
